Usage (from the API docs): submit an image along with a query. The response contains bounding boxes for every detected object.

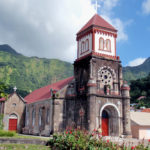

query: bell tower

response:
[76,14,118,61]
[72,14,131,137]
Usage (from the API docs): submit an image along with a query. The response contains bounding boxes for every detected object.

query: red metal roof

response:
[141,108,150,113]
[24,76,74,104]
[0,97,5,102]
[77,14,117,34]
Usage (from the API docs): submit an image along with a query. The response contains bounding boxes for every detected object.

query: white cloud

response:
[0,0,129,62]
[142,0,150,14]
[127,58,147,67]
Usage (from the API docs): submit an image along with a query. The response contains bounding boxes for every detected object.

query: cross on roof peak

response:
[94,0,100,14]
[13,86,17,92]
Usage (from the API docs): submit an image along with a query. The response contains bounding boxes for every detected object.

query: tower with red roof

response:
[76,14,118,61]
[66,14,132,137]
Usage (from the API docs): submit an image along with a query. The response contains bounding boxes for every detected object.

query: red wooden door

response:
[102,118,109,136]
[9,119,17,131]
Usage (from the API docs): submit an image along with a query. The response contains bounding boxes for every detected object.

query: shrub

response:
[47,128,150,150]
[0,130,16,137]
[47,128,119,150]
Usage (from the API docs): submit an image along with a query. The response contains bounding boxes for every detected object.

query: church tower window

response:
[106,39,111,51]
[81,41,85,53]
[99,37,104,50]
[85,39,89,51]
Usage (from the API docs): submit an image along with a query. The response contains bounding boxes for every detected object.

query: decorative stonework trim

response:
[77,27,117,41]
[76,30,92,41]
[94,28,117,37]
[75,51,120,62]
[100,103,120,117]
[77,27,117,40]
[93,51,119,60]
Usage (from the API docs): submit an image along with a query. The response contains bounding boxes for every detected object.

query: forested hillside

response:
[123,57,150,82]
[130,73,150,107]
[0,45,73,96]
[0,44,150,98]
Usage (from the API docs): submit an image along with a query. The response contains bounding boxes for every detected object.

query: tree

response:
[0,81,8,99]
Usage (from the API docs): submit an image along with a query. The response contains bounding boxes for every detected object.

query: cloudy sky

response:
[0,0,149,66]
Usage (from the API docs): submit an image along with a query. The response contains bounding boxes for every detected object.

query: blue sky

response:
[94,0,150,66]
[0,0,149,66]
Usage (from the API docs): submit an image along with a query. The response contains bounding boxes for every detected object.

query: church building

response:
[1,14,132,137]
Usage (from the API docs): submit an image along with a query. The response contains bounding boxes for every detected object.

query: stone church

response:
[0,14,131,137]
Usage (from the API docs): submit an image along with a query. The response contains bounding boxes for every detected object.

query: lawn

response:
[0,130,50,140]
[0,144,50,150]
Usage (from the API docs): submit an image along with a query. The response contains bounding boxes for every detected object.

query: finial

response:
[13,86,17,92]
[94,0,100,13]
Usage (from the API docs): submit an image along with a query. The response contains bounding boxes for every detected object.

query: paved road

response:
[103,136,150,147]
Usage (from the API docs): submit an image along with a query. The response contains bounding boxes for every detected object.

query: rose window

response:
[99,69,113,85]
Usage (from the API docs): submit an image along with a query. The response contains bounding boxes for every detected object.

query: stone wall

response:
[3,93,25,133]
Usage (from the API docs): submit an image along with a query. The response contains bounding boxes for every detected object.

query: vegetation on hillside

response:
[0,80,8,98]
[123,57,150,82]
[0,44,150,99]
[0,45,73,97]
[130,73,150,107]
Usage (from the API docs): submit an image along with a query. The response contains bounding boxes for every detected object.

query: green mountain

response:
[123,57,150,82]
[0,44,149,97]
[130,73,150,107]
[0,44,73,96]
[0,44,21,56]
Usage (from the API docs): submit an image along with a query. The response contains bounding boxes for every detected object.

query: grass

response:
[0,130,16,137]
[0,130,50,140]
[12,134,50,141]
[0,144,50,150]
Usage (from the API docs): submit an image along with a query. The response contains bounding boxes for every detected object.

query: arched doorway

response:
[9,114,18,131]
[102,110,109,136]
[100,103,120,136]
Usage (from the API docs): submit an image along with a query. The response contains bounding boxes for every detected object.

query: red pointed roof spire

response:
[77,14,117,34]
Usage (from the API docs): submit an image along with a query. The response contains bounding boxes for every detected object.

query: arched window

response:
[85,39,89,51]
[99,37,104,50]
[46,108,50,124]
[25,108,29,126]
[106,39,111,51]
[32,109,35,126]
[81,42,85,53]
[39,108,42,127]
